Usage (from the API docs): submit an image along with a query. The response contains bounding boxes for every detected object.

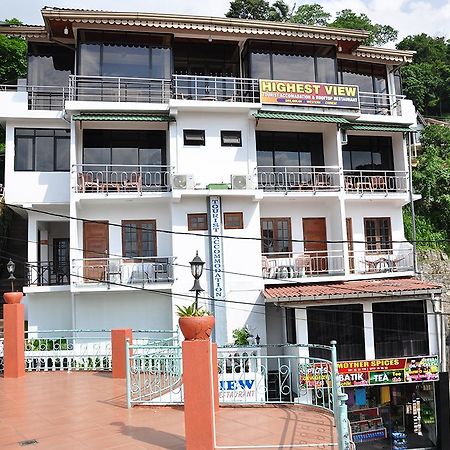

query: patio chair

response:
[79,172,101,193]
[123,172,142,193]
[294,255,312,276]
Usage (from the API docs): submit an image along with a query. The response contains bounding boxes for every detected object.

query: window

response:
[122,220,156,258]
[260,218,291,255]
[188,214,208,231]
[184,130,205,146]
[285,308,297,344]
[224,212,243,230]
[307,304,365,361]
[342,136,394,171]
[364,218,392,251]
[221,131,242,147]
[373,301,429,358]
[15,129,70,172]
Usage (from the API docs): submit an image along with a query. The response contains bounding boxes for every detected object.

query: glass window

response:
[78,43,101,76]
[187,214,208,231]
[249,51,271,79]
[221,131,242,147]
[285,308,297,344]
[14,129,70,172]
[343,136,394,171]
[260,217,291,255]
[122,220,156,258]
[184,130,205,146]
[364,218,392,251]
[224,212,243,229]
[373,301,429,358]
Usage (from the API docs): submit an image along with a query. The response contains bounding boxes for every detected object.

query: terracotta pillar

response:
[182,340,216,450]
[4,303,25,378]
[111,328,132,379]
[212,342,220,412]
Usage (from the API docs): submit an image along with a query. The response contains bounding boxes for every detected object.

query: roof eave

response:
[352,45,416,64]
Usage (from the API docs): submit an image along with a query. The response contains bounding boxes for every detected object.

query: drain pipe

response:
[407,131,418,274]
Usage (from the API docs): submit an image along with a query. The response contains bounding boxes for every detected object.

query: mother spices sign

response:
[300,355,439,388]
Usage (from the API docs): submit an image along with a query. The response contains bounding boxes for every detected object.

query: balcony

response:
[344,170,408,195]
[349,248,414,274]
[26,261,70,287]
[0,84,66,111]
[262,250,345,280]
[74,164,172,194]
[257,166,340,193]
[68,76,171,103]
[72,256,175,288]
[359,92,405,116]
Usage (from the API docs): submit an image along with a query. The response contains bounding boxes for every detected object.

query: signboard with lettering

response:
[208,196,225,304]
[219,372,265,403]
[352,428,387,443]
[259,79,360,109]
[300,356,439,388]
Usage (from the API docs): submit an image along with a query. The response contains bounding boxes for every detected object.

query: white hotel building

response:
[0,8,447,447]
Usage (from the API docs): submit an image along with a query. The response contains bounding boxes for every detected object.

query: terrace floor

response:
[0,372,337,449]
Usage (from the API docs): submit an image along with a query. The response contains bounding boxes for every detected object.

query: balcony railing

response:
[172,74,260,102]
[73,164,172,194]
[257,166,341,192]
[344,170,408,194]
[26,261,70,287]
[262,250,345,280]
[359,92,405,116]
[68,75,171,103]
[72,256,175,287]
[349,248,414,274]
[0,84,67,110]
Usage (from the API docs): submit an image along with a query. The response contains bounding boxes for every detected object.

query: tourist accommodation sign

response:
[259,79,360,109]
[300,355,439,388]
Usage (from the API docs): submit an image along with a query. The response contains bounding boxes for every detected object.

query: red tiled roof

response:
[264,278,442,301]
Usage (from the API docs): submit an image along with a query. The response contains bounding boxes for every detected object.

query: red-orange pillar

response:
[3,303,25,378]
[212,343,220,412]
[111,328,132,379]
[182,340,216,450]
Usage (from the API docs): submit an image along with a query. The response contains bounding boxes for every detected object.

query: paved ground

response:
[0,372,337,449]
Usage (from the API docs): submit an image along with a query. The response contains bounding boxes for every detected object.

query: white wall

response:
[26,292,72,330]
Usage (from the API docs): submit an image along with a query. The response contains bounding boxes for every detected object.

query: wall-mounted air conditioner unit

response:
[231,175,255,190]
[172,174,195,189]
[340,128,348,146]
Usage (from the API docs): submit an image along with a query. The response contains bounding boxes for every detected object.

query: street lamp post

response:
[6,259,16,292]
[189,251,205,310]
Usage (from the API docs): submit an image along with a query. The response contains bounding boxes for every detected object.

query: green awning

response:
[72,113,175,122]
[342,123,413,132]
[253,111,351,124]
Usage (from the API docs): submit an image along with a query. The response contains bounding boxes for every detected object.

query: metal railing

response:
[172,74,260,102]
[359,92,405,116]
[258,166,341,192]
[73,164,172,194]
[0,83,67,110]
[26,261,70,287]
[349,248,414,274]
[68,75,171,103]
[262,250,346,279]
[72,256,175,287]
[344,170,408,194]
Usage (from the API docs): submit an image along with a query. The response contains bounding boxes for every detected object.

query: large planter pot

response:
[3,292,23,304]
[179,316,215,341]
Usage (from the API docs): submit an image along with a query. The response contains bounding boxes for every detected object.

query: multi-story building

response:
[0,7,446,448]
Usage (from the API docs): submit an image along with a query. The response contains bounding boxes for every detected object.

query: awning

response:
[264,278,441,304]
[72,113,175,122]
[342,123,413,132]
[253,111,351,124]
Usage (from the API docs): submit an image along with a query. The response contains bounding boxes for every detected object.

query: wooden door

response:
[83,221,109,282]
[303,218,328,274]
[346,218,355,273]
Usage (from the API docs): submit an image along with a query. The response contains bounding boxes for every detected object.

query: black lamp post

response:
[7,259,16,292]
[189,251,204,310]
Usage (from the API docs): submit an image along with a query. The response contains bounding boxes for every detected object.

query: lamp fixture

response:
[189,251,205,309]
[208,35,212,43]
[63,26,69,35]
[6,259,16,291]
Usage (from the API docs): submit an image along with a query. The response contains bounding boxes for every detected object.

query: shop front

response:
[339,355,439,450]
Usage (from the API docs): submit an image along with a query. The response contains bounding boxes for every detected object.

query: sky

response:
[1,0,449,45]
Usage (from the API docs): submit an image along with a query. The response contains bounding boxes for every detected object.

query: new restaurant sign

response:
[300,355,439,388]
[259,79,360,109]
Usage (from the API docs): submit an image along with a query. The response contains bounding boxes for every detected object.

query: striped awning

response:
[342,123,413,132]
[253,111,351,124]
[72,113,175,122]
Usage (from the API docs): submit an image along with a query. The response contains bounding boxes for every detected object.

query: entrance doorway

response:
[303,217,328,274]
[83,221,109,282]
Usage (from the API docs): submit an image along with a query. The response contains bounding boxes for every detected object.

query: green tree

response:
[0,18,27,84]
[226,0,273,20]
[330,9,398,46]
[397,34,450,65]
[267,0,293,22]
[291,3,331,26]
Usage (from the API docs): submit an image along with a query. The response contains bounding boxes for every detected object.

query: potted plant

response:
[232,326,253,346]
[177,302,215,341]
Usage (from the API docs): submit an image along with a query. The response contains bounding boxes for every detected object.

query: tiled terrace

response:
[0,372,337,449]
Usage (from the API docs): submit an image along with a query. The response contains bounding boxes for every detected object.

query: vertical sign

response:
[208,196,226,340]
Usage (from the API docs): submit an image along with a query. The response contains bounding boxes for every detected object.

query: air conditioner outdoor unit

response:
[231,175,255,190]
[172,174,195,189]
[340,128,348,146]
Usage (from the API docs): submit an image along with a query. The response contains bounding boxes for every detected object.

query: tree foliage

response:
[0,18,27,84]
[291,4,330,26]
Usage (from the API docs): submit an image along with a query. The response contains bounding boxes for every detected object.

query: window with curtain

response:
[260,218,292,255]
[364,218,392,251]
[122,220,156,258]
